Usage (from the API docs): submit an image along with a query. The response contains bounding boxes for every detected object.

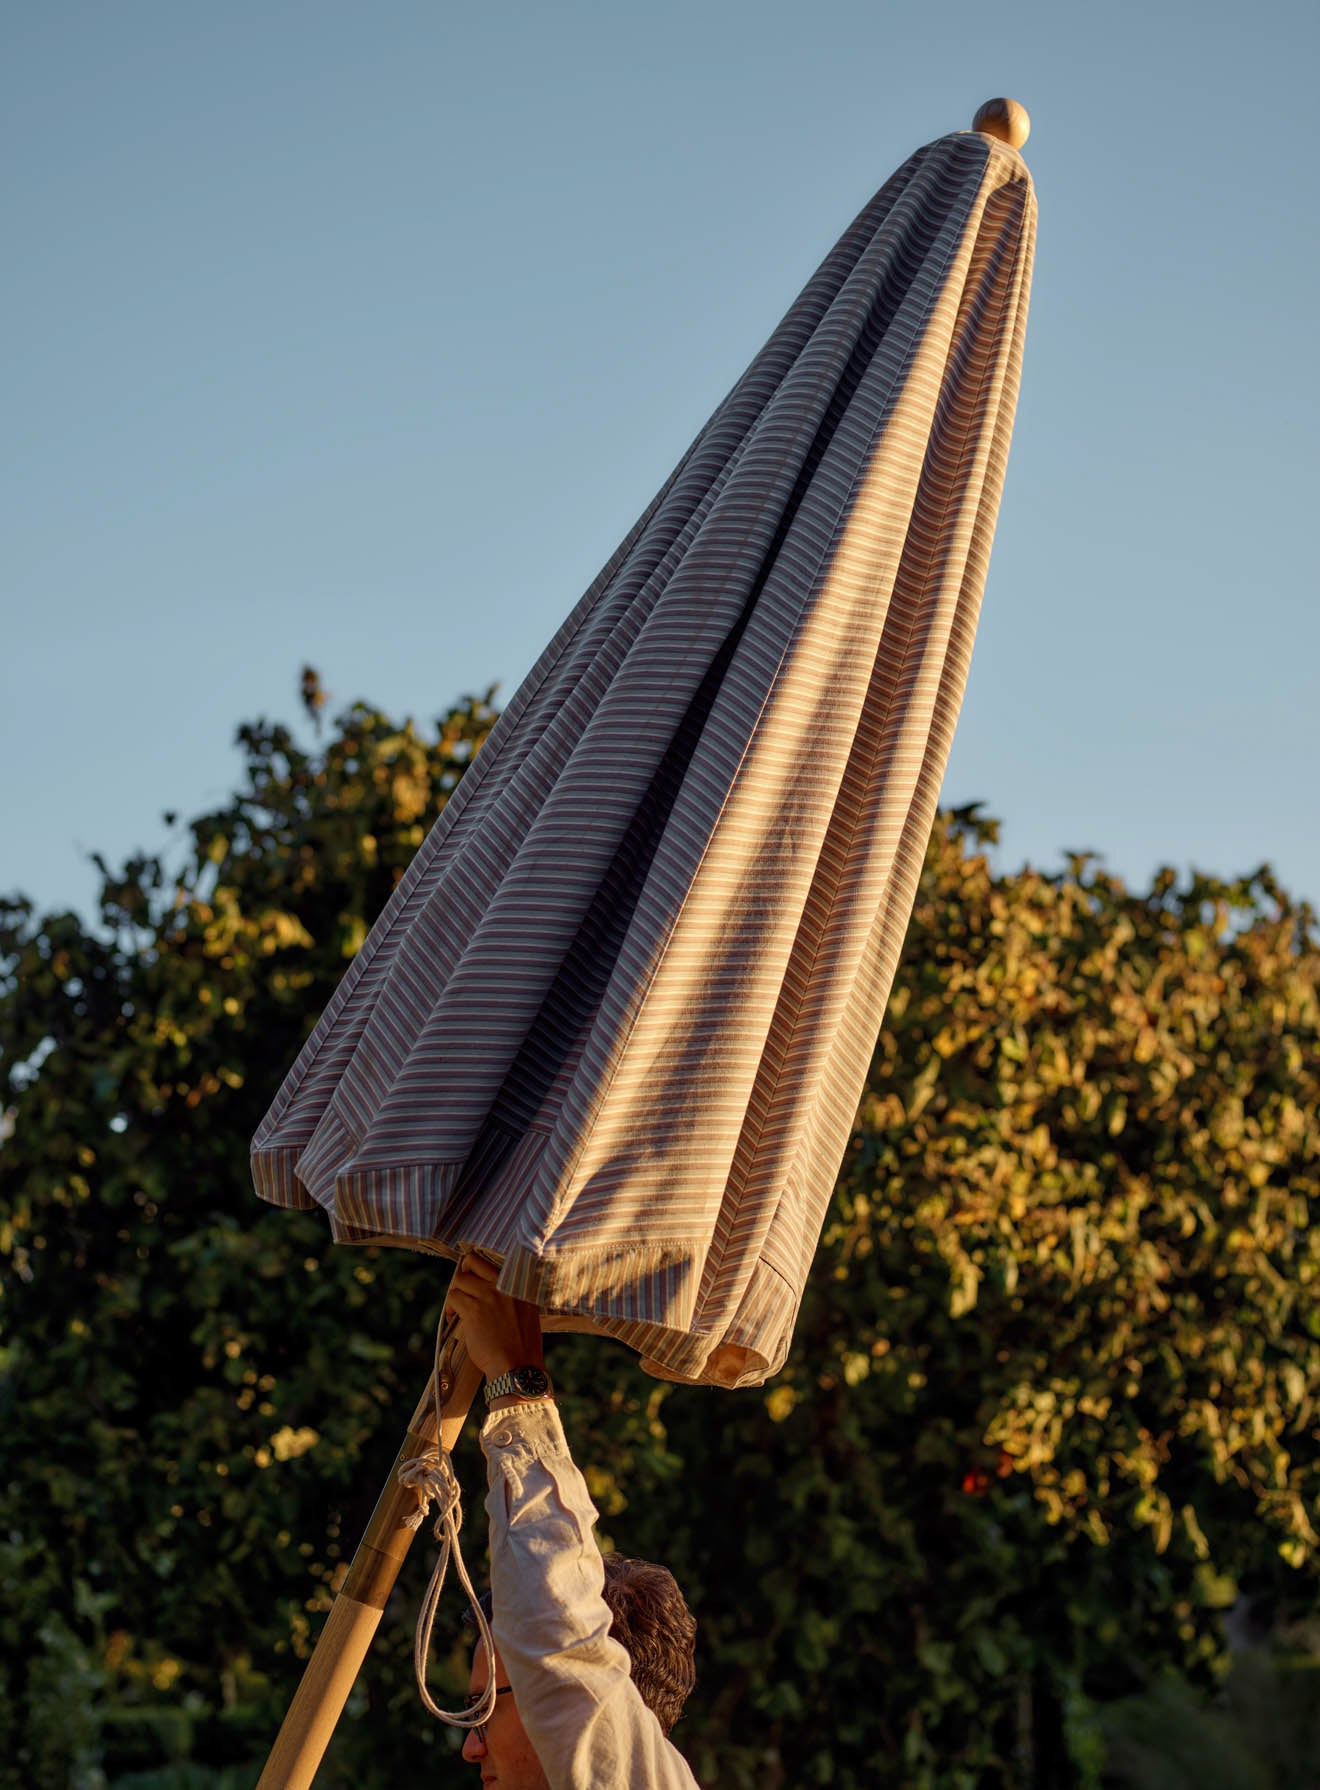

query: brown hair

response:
[599,1553,697,1735]
[473,1553,697,1735]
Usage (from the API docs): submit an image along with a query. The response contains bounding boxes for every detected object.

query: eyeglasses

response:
[464,1682,513,1746]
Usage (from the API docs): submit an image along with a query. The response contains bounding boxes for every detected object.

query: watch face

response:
[511,1365,550,1399]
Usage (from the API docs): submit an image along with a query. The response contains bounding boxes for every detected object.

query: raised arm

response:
[449,1256,699,1790]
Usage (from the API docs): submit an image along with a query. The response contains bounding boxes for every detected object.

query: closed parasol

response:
[253,98,1036,1786]
[253,98,1035,1389]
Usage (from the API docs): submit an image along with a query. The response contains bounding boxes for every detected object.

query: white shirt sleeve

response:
[481,1399,701,1790]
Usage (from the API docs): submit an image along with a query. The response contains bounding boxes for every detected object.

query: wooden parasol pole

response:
[256,1307,481,1790]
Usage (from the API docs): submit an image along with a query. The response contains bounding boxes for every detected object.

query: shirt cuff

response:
[480,1397,572,1465]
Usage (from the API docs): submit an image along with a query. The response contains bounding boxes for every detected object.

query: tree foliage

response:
[2,676,1318,1789]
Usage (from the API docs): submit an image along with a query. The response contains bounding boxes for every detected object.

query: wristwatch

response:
[483,1364,552,1404]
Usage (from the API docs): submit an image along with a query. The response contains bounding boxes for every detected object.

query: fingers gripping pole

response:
[256,1305,482,1790]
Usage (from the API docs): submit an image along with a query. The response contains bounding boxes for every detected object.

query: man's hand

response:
[447,1251,546,1384]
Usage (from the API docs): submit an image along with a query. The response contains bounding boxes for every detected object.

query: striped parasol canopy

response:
[252,100,1036,1390]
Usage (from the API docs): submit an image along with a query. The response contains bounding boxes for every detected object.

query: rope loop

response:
[397,1312,497,1728]
[398,1449,461,1535]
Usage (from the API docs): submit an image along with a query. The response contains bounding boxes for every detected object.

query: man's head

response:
[461,1635,549,1789]
[593,1553,697,1735]
[462,1553,696,1784]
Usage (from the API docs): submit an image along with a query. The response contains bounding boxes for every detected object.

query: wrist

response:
[484,1362,552,1405]
[482,1347,544,1380]
[486,1391,556,1413]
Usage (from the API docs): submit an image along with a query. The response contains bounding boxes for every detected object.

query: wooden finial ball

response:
[972,97,1030,149]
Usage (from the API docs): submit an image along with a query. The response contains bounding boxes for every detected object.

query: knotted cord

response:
[396,1313,496,1728]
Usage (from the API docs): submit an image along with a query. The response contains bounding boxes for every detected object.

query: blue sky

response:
[6,0,1318,923]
